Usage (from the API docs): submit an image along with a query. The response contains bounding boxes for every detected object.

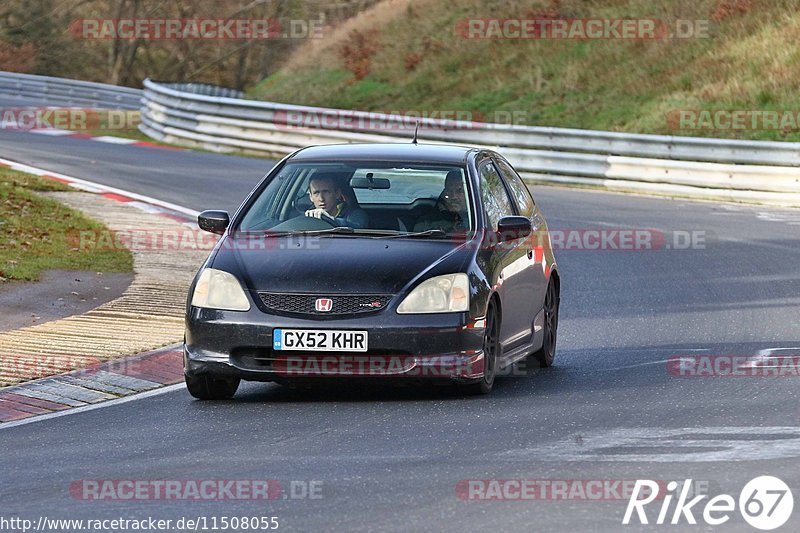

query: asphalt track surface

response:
[1,127,800,532]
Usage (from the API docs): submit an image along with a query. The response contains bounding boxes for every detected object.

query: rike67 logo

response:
[623,476,794,530]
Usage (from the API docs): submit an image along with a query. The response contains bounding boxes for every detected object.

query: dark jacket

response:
[332,202,369,229]
[413,207,468,233]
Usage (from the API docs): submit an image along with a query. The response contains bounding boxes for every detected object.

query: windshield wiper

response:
[261,228,448,238]
[306,226,356,235]
[380,229,447,239]
[262,227,355,237]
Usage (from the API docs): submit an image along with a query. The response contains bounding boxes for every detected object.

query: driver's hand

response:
[305,208,335,223]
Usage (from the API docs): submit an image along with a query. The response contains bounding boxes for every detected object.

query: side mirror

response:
[198,210,230,235]
[497,216,532,241]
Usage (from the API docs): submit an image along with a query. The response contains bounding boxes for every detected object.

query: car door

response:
[494,157,548,318]
[477,159,532,349]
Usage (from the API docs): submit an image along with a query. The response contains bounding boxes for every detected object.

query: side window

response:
[495,158,535,218]
[479,162,515,230]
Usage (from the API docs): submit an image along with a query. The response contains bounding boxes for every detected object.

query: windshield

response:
[236,161,473,236]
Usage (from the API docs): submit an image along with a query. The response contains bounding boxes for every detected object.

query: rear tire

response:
[531,279,559,368]
[185,374,240,400]
[462,302,500,395]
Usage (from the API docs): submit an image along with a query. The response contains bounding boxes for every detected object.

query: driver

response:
[305,173,369,229]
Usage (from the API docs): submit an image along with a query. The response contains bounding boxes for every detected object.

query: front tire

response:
[531,279,559,367]
[185,374,240,400]
[462,302,500,395]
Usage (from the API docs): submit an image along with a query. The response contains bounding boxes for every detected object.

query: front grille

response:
[258,293,393,316]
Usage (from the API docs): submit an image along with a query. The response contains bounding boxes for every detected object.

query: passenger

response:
[413,170,469,233]
[305,173,369,229]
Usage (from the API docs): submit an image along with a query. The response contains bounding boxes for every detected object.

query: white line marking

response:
[501,427,800,463]
[70,183,105,193]
[745,347,800,368]
[0,156,199,218]
[718,236,800,254]
[593,358,692,372]
[28,128,76,136]
[0,383,185,431]
[127,201,165,213]
[756,347,800,356]
[91,136,139,144]
[583,349,712,373]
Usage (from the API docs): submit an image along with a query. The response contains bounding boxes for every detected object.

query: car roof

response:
[288,143,477,165]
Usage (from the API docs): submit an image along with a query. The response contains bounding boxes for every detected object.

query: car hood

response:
[211,234,474,294]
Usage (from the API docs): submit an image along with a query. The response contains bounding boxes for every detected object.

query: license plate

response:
[272,329,368,352]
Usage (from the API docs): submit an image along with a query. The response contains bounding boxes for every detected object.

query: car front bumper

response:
[185,307,486,383]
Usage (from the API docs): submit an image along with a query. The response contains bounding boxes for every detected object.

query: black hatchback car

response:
[184,143,559,399]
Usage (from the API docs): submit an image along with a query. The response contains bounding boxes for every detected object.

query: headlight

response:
[397,273,469,314]
[191,268,250,311]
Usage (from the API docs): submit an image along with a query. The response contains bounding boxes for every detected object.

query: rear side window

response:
[495,158,535,218]
[479,162,515,230]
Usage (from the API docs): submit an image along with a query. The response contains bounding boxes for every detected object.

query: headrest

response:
[445,169,462,182]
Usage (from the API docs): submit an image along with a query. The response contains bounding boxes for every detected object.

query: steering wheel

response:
[303,212,337,227]
[269,214,336,232]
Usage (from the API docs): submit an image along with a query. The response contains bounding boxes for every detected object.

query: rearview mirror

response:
[198,210,230,235]
[351,175,390,190]
[497,216,532,241]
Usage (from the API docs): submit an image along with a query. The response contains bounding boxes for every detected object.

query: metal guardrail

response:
[140,79,800,206]
[5,72,793,205]
[149,81,244,99]
[0,71,142,109]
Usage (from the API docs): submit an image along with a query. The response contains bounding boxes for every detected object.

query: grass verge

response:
[0,168,134,282]
[249,0,800,142]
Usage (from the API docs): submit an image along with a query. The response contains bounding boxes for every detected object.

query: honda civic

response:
[184,143,560,399]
